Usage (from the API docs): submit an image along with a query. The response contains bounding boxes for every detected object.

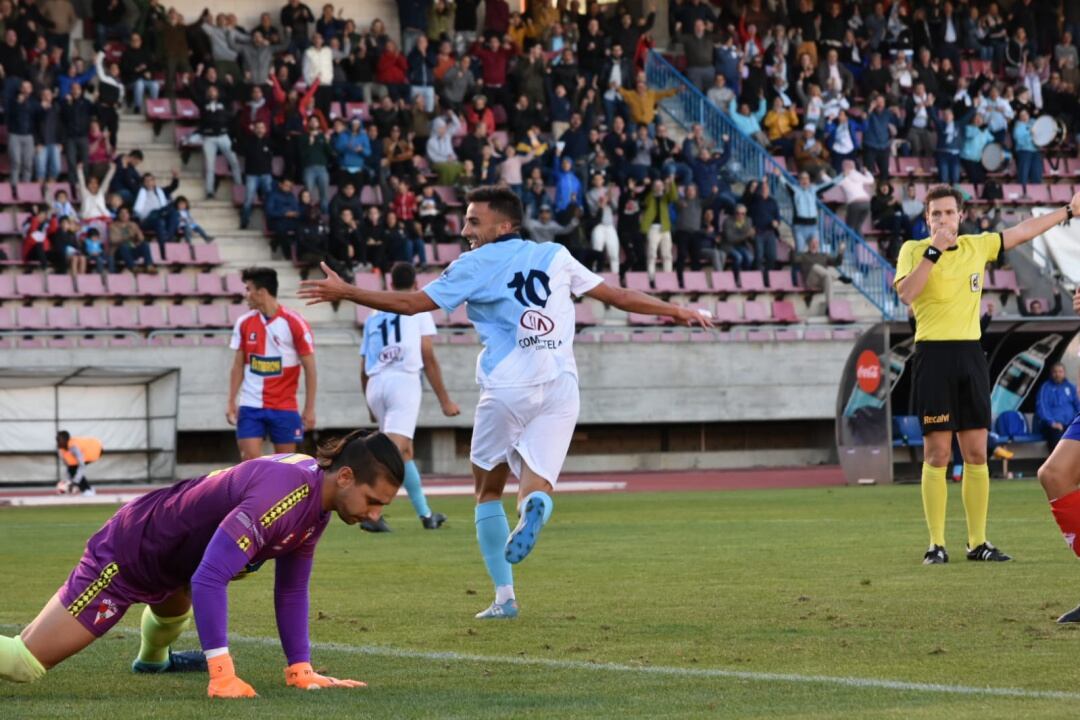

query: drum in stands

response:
[1032,115,1066,147]
[981,142,1006,171]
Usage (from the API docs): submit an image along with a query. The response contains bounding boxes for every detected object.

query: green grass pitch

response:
[4,481,1080,718]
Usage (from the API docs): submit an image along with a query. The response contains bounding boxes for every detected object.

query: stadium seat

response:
[742,300,771,324]
[78,336,108,348]
[772,300,799,323]
[744,329,773,341]
[832,328,858,340]
[682,271,710,293]
[15,183,43,204]
[107,305,138,329]
[574,302,598,326]
[0,306,14,329]
[195,273,228,297]
[78,305,108,330]
[136,273,169,297]
[713,300,740,325]
[993,410,1043,443]
[201,334,230,346]
[344,102,370,121]
[804,328,831,340]
[227,303,249,324]
[47,306,76,330]
[1026,185,1051,204]
[354,304,373,326]
[624,272,651,292]
[167,304,197,328]
[46,274,76,297]
[1050,184,1074,203]
[893,415,924,447]
[75,274,107,297]
[360,185,383,205]
[16,306,47,329]
[16,337,46,348]
[598,272,621,289]
[145,98,174,120]
[738,271,767,293]
[165,273,196,297]
[15,273,47,298]
[164,243,194,265]
[986,269,1018,293]
[767,271,798,293]
[630,331,660,342]
[0,212,16,237]
[449,332,477,344]
[628,312,664,325]
[224,274,246,296]
[775,328,800,341]
[175,99,200,120]
[653,272,681,293]
[828,299,856,323]
[107,272,137,297]
[196,303,228,328]
[0,274,16,300]
[138,304,168,329]
[0,184,15,205]
[660,331,689,342]
[415,272,441,288]
[712,271,737,293]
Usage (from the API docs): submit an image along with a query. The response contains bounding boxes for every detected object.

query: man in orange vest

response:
[56,432,101,496]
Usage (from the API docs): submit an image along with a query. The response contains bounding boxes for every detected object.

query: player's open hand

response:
[285,662,367,690]
[297,262,355,306]
[207,653,257,699]
[675,306,714,329]
[441,399,461,417]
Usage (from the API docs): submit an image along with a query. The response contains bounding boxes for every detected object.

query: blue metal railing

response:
[645,51,899,319]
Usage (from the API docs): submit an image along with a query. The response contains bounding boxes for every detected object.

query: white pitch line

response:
[224,633,1080,701]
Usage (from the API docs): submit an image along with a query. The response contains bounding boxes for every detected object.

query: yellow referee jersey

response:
[894,232,1002,342]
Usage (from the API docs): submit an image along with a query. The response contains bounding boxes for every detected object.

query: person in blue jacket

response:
[1036,363,1080,448]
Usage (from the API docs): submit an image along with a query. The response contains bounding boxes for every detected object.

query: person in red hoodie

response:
[376,40,409,103]
[463,94,495,134]
[470,35,517,111]
[21,206,57,269]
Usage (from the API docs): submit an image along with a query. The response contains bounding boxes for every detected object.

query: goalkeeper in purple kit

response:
[0,430,403,698]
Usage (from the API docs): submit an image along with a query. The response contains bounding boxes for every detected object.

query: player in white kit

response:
[299,186,712,619]
[359,262,460,533]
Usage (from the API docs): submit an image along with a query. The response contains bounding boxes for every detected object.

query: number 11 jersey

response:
[422,236,602,390]
[360,310,437,377]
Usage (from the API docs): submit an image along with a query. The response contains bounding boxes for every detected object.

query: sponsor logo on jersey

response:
[249,354,284,376]
[520,310,554,336]
[855,350,881,394]
[301,525,316,542]
[273,532,298,551]
[970,273,981,292]
[248,331,257,342]
[67,562,119,617]
[94,598,119,626]
[379,345,404,363]
[237,534,251,552]
[923,413,950,425]
[260,484,311,528]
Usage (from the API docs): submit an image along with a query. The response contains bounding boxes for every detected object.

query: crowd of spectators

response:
[1,0,1079,293]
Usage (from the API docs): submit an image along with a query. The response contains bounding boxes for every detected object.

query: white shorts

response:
[366,372,422,439]
[470,373,580,486]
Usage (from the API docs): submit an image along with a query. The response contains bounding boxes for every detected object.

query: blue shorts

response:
[1062,414,1080,442]
[236,406,304,444]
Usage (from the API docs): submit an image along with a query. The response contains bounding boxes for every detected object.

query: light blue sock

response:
[475,501,513,589]
[402,460,431,519]
[523,490,554,525]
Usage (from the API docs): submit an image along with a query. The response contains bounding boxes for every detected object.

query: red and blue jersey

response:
[230,307,314,411]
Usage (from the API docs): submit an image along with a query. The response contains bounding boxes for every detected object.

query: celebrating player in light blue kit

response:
[300,186,712,619]
[359,262,461,533]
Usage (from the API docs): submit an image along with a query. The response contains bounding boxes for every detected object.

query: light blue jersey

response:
[422,236,602,389]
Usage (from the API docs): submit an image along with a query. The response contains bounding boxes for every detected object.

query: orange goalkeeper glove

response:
[206,653,258,699]
[285,662,367,690]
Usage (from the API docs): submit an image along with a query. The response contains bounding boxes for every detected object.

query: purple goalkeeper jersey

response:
[97,453,331,593]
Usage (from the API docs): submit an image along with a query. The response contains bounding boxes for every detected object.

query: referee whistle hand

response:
[931,227,955,250]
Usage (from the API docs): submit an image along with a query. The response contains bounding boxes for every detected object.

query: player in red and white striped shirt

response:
[227,268,318,460]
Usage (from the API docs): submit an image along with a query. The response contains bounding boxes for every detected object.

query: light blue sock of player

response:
[475,501,514,600]
[402,460,431,519]
[522,490,554,525]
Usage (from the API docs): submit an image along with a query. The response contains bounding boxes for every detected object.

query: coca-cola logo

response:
[855,349,881,394]
[379,346,404,363]
[520,310,554,336]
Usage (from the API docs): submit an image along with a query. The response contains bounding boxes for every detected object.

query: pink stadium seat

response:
[329,101,343,119]
[832,328,858,340]
[47,306,76,330]
[360,185,383,205]
[15,183,43,204]
[690,331,714,342]
[107,305,138,329]
[767,271,797,293]
[196,273,227,297]
[167,304,197,328]
[145,98,173,120]
[574,302,597,326]
[986,269,1019,292]
[46,274,76,297]
[624,272,651,292]
[599,272,621,288]
[1002,183,1025,202]
[174,99,200,120]
[15,273,47,298]
[138,304,168,329]
[16,337,46,348]
[0,306,14,329]
[227,303,249,324]
[1050,184,1074,203]
[136,273,169,297]
[0,274,16,300]
[772,300,799,323]
[745,329,773,342]
[0,212,16,235]
[150,244,164,265]
[433,186,460,206]
[16,306,47,329]
[78,305,108,329]
[775,329,800,341]
[827,299,856,323]
[1026,185,1051,204]
[653,272,680,293]
[738,271,766,293]
[682,272,710,293]
[175,125,198,147]
[224,274,246,296]
[712,271,737,293]
[627,312,663,325]
[355,273,383,292]
[0,184,15,205]
[577,333,599,343]
[804,328,831,341]
[742,300,770,323]
[660,331,689,343]
[630,331,660,342]
[196,303,228,327]
[164,243,193,265]
[79,336,108,348]
[355,304,373,326]
[107,272,137,297]
[166,273,196,297]
[344,102,370,120]
[75,274,107,297]
[713,300,741,324]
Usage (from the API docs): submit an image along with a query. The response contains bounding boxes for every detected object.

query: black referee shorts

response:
[912,340,992,433]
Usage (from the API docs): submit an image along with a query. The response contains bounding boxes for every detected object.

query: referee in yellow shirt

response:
[894,185,1080,565]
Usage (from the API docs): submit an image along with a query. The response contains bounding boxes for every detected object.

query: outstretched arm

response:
[298,262,438,314]
[585,282,712,327]
[1003,193,1080,250]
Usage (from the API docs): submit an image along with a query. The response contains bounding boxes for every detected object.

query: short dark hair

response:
[924,185,965,213]
[241,267,279,297]
[390,262,416,290]
[316,429,405,488]
[466,185,524,229]
[129,149,143,160]
[56,430,70,445]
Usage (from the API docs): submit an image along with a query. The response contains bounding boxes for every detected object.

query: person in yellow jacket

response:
[618,77,682,128]
[56,431,101,496]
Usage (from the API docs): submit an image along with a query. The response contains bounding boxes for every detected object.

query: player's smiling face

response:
[462,202,514,250]
[331,471,399,525]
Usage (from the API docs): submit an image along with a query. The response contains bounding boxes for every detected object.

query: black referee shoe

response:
[923,545,949,565]
[966,542,1012,562]
[1057,604,1080,623]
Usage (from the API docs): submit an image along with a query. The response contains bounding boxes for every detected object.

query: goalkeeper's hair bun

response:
[317,429,405,487]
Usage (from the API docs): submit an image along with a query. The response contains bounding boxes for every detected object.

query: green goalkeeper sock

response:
[0,635,46,683]
[136,606,192,666]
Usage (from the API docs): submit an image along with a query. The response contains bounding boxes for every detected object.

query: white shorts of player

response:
[366,372,423,440]
[470,372,580,486]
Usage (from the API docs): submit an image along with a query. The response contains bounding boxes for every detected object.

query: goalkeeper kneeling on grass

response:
[0,430,403,698]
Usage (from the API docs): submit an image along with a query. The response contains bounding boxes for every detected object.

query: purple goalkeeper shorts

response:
[57,523,176,637]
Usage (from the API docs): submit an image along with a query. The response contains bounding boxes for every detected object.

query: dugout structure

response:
[0,367,180,485]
